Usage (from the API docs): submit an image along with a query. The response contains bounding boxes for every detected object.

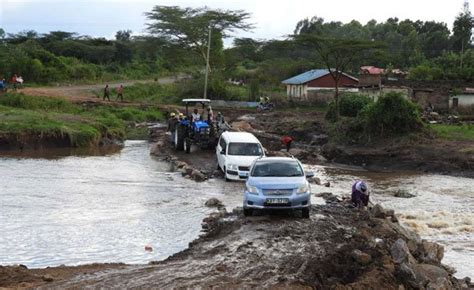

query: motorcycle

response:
[257,102,274,112]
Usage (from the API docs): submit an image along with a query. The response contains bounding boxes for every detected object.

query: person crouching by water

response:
[352,180,370,209]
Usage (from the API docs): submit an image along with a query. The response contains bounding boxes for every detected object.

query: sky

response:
[0,0,470,43]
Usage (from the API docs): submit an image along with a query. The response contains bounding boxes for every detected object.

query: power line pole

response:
[204,25,212,99]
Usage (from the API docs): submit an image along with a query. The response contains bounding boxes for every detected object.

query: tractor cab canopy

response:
[182,98,211,116]
[182,98,211,105]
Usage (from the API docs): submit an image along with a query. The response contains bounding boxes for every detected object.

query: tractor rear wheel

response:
[174,124,185,151]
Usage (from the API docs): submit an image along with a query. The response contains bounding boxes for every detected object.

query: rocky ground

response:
[2,198,471,289]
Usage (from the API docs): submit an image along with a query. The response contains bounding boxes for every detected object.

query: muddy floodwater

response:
[307,164,474,278]
[0,141,242,268]
[0,141,472,278]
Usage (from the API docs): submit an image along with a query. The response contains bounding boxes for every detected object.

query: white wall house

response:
[449,92,474,111]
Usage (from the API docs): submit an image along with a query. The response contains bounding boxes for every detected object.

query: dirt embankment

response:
[2,200,471,289]
[321,140,474,178]
[150,109,473,179]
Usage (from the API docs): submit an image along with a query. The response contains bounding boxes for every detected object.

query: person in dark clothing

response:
[167,112,178,131]
[103,84,110,101]
[352,180,370,209]
[167,112,178,143]
[11,74,17,90]
[281,135,294,152]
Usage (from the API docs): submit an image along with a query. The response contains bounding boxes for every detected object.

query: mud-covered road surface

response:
[3,202,470,289]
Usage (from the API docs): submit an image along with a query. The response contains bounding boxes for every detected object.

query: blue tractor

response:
[174,99,216,153]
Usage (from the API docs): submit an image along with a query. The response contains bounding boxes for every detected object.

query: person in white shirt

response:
[192,108,201,121]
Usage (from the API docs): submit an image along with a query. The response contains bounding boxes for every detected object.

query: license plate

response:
[266,198,289,204]
[239,172,248,177]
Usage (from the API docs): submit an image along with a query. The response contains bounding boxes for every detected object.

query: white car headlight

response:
[296,183,310,194]
[227,164,238,171]
[246,185,259,195]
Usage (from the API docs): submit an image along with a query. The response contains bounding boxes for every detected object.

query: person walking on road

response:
[116,85,124,102]
[103,84,110,101]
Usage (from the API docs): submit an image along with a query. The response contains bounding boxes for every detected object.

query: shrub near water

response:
[361,92,423,136]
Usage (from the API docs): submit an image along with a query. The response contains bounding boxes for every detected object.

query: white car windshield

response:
[251,161,303,177]
[227,142,262,156]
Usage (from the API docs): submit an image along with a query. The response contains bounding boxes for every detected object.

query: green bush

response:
[326,94,373,120]
[360,92,423,136]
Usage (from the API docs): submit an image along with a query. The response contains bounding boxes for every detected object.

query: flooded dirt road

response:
[0,141,242,268]
[0,141,472,279]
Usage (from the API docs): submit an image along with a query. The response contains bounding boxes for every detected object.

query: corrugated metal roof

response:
[282,69,330,85]
[282,69,358,85]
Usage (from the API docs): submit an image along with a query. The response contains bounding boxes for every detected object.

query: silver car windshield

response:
[228,143,262,156]
[251,161,303,177]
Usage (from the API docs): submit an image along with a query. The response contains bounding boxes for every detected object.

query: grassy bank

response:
[0,93,163,148]
[430,124,474,142]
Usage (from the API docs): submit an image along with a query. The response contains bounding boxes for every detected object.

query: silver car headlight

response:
[246,185,259,195]
[296,183,309,194]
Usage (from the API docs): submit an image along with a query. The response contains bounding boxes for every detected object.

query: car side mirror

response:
[305,171,315,178]
[220,149,226,155]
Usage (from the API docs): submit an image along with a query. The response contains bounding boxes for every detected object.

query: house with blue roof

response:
[281,69,359,101]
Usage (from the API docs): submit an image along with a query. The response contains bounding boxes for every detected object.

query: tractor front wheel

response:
[184,138,191,153]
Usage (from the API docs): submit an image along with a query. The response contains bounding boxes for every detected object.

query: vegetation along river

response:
[0,141,472,278]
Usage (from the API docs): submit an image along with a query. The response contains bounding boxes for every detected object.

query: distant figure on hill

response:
[352,180,370,209]
[116,85,124,102]
[11,74,17,90]
[103,84,110,101]
[0,78,6,93]
[16,75,24,88]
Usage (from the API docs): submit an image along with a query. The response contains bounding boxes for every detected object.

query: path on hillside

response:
[19,77,178,104]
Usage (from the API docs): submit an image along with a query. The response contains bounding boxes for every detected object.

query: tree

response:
[116,30,132,42]
[295,34,384,120]
[452,0,474,67]
[43,31,76,42]
[145,6,252,67]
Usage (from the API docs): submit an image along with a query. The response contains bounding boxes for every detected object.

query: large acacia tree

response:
[145,6,253,67]
[295,34,384,120]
